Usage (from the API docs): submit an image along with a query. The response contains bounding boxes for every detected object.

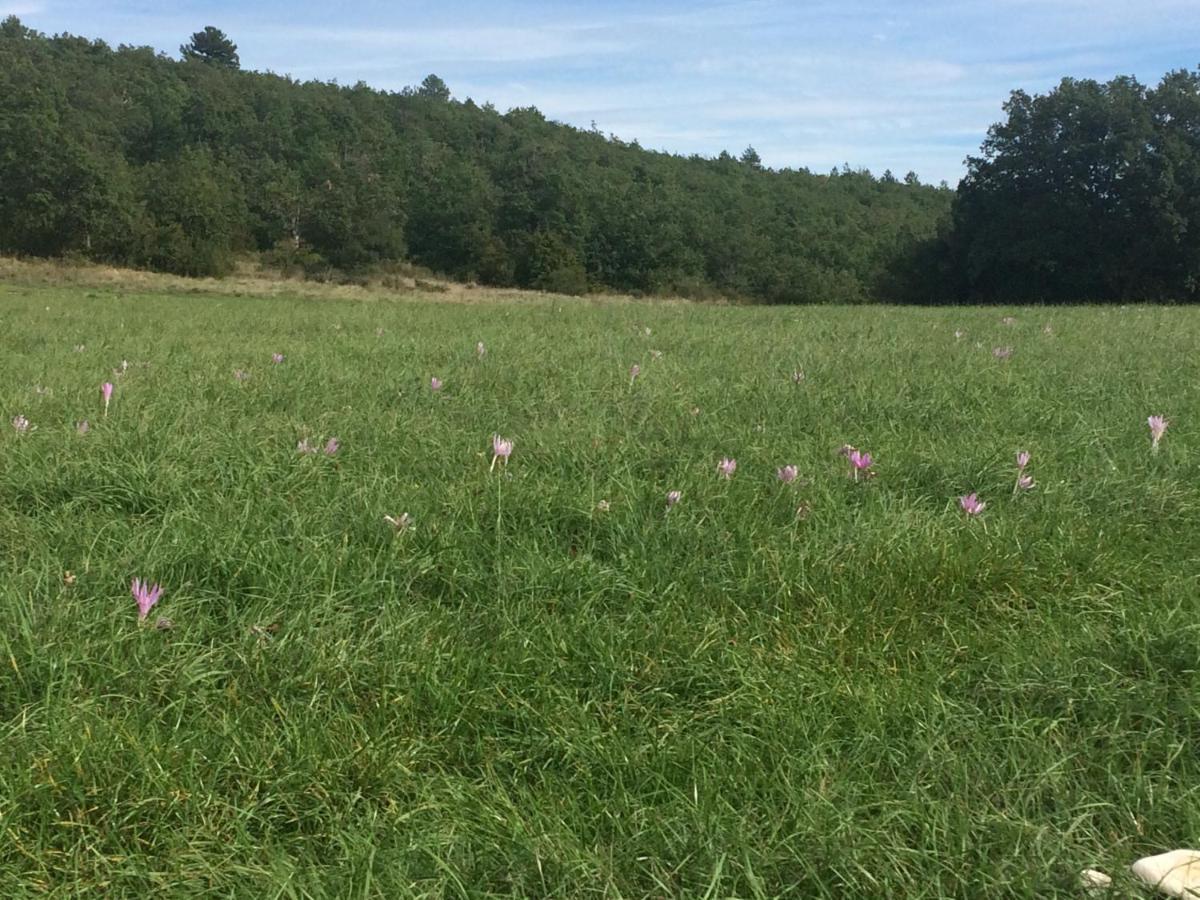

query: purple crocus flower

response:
[1016,451,1030,470]
[131,577,164,621]
[101,382,113,416]
[1148,415,1168,452]
[847,450,873,480]
[717,457,737,479]
[272,353,285,364]
[959,493,986,516]
[430,377,443,391]
[490,434,513,471]
[1016,474,1035,491]
[323,437,340,456]
[777,465,799,484]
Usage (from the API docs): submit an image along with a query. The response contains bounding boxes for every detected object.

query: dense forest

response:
[1,18,1199,303]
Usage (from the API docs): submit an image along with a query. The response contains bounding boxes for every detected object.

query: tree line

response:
[1,18,1198,303]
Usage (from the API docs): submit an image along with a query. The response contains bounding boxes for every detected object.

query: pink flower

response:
[993,347,1013,360]
[101,382,113,416]
[323,437,340,456]
[12,415,31,433]
[777,465,799,484]
[1016,474,1035,491]
[476,341,486,358]
[272,353,285,364]
[959,493,986,516]
[430,377,443,391]
[717,457,737,479]
[1016,451,1030,470]
[666,490,682,509]
[1148,415,1168,451]
[76,420,90,435]
[131,577,164,621]
[849,451,878,472]
[491,434,513,471]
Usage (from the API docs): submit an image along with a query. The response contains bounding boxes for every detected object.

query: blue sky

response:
[5,0,1198,184]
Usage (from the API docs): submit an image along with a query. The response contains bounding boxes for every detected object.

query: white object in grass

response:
[1131,850,1200,897]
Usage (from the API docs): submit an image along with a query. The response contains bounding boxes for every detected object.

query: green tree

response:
[181,26,239,69]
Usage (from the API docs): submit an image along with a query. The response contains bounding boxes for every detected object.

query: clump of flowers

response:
[717,457,737,479]
[1013,450,1035,495]
[323,437,340,456]
[840,446,874,480]
[777,464,799,484]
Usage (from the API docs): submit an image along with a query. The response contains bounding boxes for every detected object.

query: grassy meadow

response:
[2,267,1199,897]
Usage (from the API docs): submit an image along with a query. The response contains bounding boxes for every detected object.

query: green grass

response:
[2,278,1199,897]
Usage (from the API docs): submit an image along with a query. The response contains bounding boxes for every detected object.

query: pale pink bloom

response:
[777,465,799,484]
[629,363,640,384]
[76,420,90,435]
[993,347,1013,359]
[1148,415,1168,451]
[297,439,317,455]
[717,457,737,479]
[272,353,285,364]
[323,437,340,455]
[476,341,486,358]
[101,382,113,416]
[131,577,164,621]
[666,490,682,509]
[430,377,443,391]
[848,450,873,471]
[12,415,31,433]
[1016,451,1030,470]
[792,369,805,384]
[1016,474,1035,491]
[491,434,513,471]
[384,513,413,532]
[959,493,986,516]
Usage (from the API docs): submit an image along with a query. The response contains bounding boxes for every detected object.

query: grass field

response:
[2,267,1199,897]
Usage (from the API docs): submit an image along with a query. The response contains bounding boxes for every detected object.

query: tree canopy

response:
[181,26,239,69]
